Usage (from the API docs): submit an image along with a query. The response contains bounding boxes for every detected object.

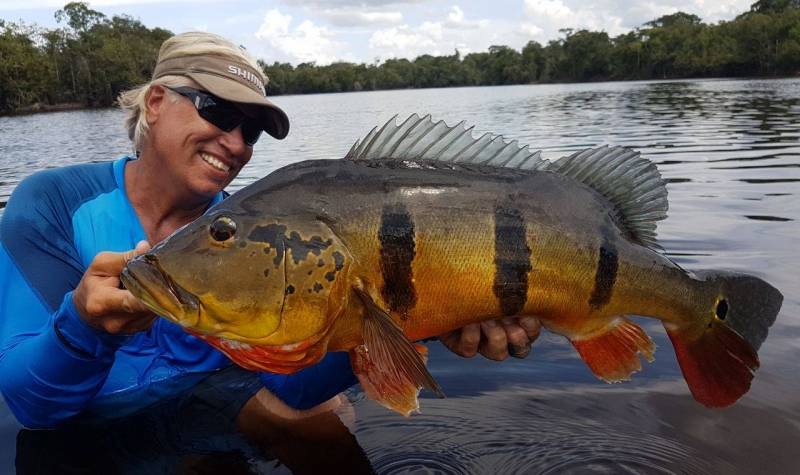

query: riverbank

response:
[0,102,89,117]
[3,75,798,118]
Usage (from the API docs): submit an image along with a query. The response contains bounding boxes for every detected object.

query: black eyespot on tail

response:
[716,299,729,320]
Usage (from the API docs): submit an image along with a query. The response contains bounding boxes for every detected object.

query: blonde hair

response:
[117,32,265,154]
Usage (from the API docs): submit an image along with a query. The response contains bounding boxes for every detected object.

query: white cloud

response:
[520,23,543,38]
[524,0,571,20]
[257,9,292,37]
[0,0,219,10]
[321,8,403,27]
[369,24,441,58]
[369,5,501,61]
[255,9,344,65]
[445,5,489,29]
[522,0,630,41]
[280,0,424,6]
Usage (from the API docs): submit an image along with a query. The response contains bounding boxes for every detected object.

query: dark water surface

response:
[0,79,798,474]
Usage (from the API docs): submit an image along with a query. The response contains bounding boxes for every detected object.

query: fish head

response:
[121,209,353,371]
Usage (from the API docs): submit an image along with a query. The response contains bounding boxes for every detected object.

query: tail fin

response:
[666,271,783,408]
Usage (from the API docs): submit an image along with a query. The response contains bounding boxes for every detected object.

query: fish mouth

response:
[121,254,201,326]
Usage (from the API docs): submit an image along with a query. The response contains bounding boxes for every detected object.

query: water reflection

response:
[356,382,800,475]
[14,372,373,475]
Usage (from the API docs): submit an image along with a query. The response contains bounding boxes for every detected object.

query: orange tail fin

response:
[571,318,656,382]
[665,320,759,408]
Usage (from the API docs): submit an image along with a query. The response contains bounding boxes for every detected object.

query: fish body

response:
[122,114,783,416]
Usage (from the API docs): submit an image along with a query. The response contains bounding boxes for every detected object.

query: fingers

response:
[135,240,152,254]
[517,316,542,342]
[438,323,481,358]
[501,317,532,359]
[74,242,156,334]
[478,320,509,361]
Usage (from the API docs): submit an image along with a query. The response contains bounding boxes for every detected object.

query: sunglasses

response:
[166,86,263,146]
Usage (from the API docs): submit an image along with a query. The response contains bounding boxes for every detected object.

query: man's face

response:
[148,84,254,199]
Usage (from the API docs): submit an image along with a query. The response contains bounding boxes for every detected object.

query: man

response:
[0,32,540,430]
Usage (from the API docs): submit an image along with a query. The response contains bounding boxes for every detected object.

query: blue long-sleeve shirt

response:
[0,156,356,428]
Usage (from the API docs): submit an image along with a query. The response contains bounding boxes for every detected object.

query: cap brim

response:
[188,71,290,140]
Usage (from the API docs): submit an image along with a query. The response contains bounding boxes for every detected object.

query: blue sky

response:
[1,0,755,65]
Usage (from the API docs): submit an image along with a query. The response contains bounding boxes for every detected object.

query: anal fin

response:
[350,289,445,416]
[570,318,656,382]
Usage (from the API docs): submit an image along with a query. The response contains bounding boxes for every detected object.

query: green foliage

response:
[1,1,799,113]
[1,2,170,113]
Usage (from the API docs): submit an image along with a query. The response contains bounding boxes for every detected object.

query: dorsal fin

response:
[546,146,668,249]
[345,114,547,171]
[346,114,667,250]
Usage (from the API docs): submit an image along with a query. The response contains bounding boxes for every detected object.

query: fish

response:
[121,114,784,416]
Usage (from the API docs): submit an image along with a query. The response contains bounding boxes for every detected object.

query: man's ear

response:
[145,85,168,126]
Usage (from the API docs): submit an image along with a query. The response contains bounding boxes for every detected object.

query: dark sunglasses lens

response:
[241,121,263,146]
[197,98,242,132]
[174,88,262,145]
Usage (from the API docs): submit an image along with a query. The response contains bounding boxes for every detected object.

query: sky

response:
[1,0,756,65]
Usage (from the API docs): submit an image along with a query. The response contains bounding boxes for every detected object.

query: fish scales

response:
[234,158,678,343]
[122,114,782,416]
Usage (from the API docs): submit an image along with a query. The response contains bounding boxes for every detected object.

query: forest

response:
[1,1,799,114]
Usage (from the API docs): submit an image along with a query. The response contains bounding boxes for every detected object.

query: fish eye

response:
[210,216,237,242]
[716,298,729,320]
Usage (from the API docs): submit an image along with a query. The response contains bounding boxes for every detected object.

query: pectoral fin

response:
[349,288,445,416]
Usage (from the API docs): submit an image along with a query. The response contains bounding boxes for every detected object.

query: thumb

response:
[121,240,151,262]
[134,240,151,255]
[92,241,152,275]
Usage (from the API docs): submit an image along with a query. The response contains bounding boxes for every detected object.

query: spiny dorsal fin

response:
[546,146,668,250]
[347,115,667,250]
[345,114,547,171]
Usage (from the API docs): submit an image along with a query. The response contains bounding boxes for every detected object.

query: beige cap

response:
[153,55,289,139]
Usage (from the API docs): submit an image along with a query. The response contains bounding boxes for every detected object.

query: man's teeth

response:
[200,153,230,172]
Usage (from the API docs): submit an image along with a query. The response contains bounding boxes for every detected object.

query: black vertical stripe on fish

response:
[379,204,417,316]
[589,240,618,311]
[493,206,532,316]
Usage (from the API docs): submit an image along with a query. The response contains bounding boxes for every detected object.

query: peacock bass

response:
[121,114,783,416]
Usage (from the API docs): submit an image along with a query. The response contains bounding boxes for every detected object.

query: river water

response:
[0,79,798,474]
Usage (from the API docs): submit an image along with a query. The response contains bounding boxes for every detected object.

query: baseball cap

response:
[153,55,289,140]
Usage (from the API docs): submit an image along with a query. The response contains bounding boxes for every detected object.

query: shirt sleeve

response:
[0,170,129,428]
[258,351,358,410]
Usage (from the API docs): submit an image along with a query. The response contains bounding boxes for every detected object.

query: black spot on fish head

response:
[313,282,324,293]
[333,251,345,271]
[284,231,334,264]
[249,224,287,245]
[248,224,286,267]
[285,285,295,295]
[325,272,336,282]
[317,259,325,267]
[263,269,270,278]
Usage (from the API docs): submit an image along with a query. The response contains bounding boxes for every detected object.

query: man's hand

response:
[439,316,541,361]
[72,240,156,335]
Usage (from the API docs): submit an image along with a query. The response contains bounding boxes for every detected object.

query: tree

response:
[55,2,106,33]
